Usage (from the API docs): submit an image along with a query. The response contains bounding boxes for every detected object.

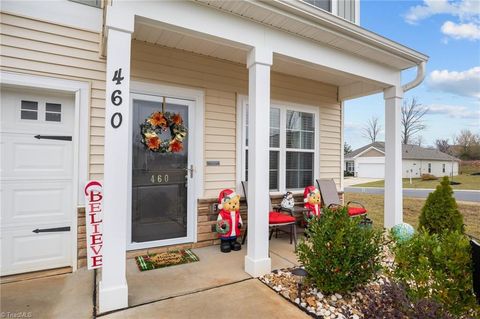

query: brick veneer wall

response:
[76,192,344,267]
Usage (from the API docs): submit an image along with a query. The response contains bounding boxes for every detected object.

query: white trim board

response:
[0,71,91,272]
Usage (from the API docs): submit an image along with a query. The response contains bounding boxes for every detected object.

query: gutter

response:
[402,61,426,92]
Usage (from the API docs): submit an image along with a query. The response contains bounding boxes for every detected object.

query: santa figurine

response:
[303,185,321,220]
[216,189,243,253]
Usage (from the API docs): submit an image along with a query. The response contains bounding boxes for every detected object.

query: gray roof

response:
[345,142,459,161]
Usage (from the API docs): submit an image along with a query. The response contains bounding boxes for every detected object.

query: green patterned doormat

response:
[135,249,199,271]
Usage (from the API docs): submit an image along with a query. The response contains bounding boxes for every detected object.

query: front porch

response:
[1,234,302,319]
[97,0,427,313]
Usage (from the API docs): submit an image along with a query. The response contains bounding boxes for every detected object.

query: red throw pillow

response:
[348,207,367,216]
[269,211,295,224]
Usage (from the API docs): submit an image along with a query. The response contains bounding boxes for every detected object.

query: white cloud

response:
[427,67,480,98]
[426,103,480,119]
[405,0,480,25]
[441,21,480,40]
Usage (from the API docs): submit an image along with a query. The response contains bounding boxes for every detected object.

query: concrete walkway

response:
[1,231,305,319]
[0,268,94,319]
[102,279,309,319]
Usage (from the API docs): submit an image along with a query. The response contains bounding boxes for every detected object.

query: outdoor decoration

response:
[140,107,187,153]
[391,223,415,243]
[303,186,321,220]
[281,191,295,210]
[84,180,104,270]
[135,249,199,271]
[216,189,243,253]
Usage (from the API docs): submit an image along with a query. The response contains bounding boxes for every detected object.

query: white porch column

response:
[99,18,133,313]
[245,47,272,277]
[383,86,404,228]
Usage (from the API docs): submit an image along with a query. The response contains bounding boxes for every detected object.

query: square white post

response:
[99,23,132,313]
[383,86,403,228]
[245,47,272,277]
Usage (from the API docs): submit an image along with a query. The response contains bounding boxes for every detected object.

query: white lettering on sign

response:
[84,180,104,269]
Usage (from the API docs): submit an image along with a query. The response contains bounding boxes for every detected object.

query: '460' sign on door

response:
[110,68,125,128]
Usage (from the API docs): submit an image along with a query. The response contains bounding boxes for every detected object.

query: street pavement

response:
[345,187,480,202]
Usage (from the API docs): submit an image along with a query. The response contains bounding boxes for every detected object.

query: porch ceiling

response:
[133,21,378,88]
[193,0,428,70]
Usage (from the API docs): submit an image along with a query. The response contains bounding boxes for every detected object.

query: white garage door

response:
[357,163,385,179]
[1,87,75,276]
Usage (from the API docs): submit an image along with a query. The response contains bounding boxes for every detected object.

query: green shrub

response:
[421,173,438,181]
[392,230,478,316]
[419,176,464,235]
[297,207,383,294]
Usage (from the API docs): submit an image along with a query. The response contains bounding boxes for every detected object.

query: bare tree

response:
[344,142,352,155]
[413,135,425,147]
[401,97,428,145]
[455,129,480,160]
[435,139,451,154]
[362,117,382,143]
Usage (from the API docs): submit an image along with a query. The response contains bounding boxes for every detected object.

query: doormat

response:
[135,249,199,271]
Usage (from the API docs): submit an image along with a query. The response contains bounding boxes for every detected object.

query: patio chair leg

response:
[290,225,293,244]
[269,228,274,240]
[293,224,297,252]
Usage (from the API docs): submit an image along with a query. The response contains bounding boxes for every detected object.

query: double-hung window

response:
[239,96,319,193]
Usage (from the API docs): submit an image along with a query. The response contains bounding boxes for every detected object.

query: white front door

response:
[1,87,75,276]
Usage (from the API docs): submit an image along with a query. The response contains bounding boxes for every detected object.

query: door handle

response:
[184,165,194,178]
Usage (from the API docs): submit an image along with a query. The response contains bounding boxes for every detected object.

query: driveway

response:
[344,177,382,187]
[345,187,480,202]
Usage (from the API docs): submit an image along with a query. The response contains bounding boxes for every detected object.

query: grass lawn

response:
[352,174,480,190]
[345,193,480,238]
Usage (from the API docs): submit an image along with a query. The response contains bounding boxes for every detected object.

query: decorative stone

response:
[330,295,337,302]
[301,302,307,308]
[317,292,324,299]
[294,298,300,304]
[335,293,342,299]
[352,315,360,319]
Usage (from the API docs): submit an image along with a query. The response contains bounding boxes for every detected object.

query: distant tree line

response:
[435,130,480,160]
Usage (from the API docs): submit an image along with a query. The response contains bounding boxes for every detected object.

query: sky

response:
[344,0,480,150]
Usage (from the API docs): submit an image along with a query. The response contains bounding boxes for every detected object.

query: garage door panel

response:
[357,163,384,179]
[2,133,72,179]
[1,229,71,276]
[2,181,72,227]
[1,87,75,276]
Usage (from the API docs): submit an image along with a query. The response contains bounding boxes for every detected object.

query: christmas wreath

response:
[215,219,230,235]
[140,111,187,153]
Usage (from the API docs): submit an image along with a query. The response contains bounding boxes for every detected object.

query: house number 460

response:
[151,174,169,183]
[110,68,124,129]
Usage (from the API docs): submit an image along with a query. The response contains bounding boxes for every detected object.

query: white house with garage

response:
[0,0,429,313]
[345,142,459,179]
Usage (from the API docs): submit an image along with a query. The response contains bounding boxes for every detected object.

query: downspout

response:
[402,61,426,92]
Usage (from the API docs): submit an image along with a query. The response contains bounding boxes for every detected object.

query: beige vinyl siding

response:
[361,149,385,157]
[0,12,105,180]
[132,41,341,197]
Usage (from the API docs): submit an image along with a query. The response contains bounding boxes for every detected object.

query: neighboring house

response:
[345,142,459,179]
[0,0,428,313]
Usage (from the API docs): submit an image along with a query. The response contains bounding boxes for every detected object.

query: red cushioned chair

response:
[241,181,297,249]
[316,179,367,217]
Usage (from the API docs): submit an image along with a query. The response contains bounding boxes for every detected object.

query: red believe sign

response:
[84,180,104,269]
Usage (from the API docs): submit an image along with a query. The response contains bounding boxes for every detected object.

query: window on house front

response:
[69,0,101,8]
[302,0,331,12]
[45,103,62,122]
[241,98,318,192]
[428,163,432,173]
[346,161,354,172]
[442,163,446,173]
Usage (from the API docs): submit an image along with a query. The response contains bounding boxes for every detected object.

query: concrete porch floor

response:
[1,230,304,319]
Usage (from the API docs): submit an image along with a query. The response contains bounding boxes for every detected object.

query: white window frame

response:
[236,95,320,195]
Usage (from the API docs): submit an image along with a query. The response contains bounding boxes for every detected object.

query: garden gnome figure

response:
[303,186,321,219]
[216,189,243,253]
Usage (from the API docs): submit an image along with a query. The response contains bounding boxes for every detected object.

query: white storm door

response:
[0,88,75,276]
